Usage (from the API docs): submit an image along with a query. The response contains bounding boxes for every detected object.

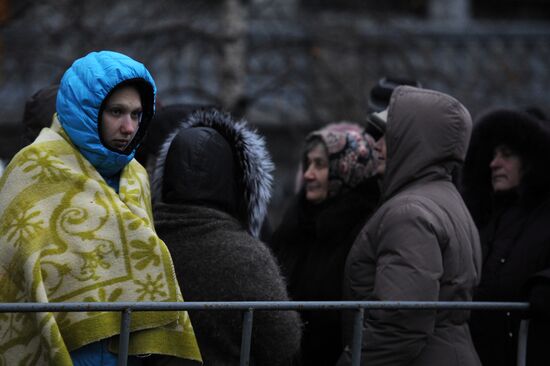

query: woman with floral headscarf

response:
[269,122,380,366]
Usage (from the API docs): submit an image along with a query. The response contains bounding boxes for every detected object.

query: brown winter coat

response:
[341,86,482,366]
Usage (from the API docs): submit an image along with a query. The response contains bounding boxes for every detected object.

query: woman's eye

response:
[311,163,323,170]
[109,108,121,116]
[131,111,143,121]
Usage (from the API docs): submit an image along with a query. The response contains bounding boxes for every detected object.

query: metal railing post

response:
[0,301,531,365]
[351,308,364,366]
[240,308,254,366]
[117,307,132,366]
[517,319,530,366]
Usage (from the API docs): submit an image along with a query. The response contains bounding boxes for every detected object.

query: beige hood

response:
[382,86,472,199]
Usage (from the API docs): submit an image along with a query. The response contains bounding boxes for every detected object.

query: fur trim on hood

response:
[151,108,273,238]
[462,108,550,225]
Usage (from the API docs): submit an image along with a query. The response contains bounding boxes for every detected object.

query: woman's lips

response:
[305,183,321,190]
[113,139,129,149]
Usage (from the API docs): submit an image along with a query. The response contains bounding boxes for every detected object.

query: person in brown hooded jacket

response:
[338,86,482,366]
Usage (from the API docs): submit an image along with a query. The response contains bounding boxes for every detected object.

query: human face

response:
[303,143,329,204]
[374,136,387,176]
[100,86,142,152]
[490,145,523,192]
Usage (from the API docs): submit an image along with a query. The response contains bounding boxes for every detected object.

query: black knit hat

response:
[366,77,422,140]
[22,84,59,144]
[368,77,422,113]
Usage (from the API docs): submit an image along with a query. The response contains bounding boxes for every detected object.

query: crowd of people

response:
[0,50,549,366]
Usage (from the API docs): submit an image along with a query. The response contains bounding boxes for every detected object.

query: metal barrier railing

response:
[0,301,530,366]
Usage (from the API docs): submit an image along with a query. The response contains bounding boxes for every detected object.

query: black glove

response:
[528,282,550,320]
[335,346,352,366]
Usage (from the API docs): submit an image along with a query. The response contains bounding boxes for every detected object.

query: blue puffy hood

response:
[56,51,156,177]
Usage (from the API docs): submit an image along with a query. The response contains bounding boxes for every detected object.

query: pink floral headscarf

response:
[304,121,379,198]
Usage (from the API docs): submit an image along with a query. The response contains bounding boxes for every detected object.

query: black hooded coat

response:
[269,123,381,366]
[462,109,550,366]
[151,109,302,366]
[270,180,379,366]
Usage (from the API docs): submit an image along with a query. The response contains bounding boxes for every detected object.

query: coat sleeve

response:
[525,268,550,320]
[361,202,445,366]
[239,242,303,366]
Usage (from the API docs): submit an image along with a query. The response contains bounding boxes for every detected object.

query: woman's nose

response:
[120,115,136,134]
[490,156,501,170]
[304,165,315,180]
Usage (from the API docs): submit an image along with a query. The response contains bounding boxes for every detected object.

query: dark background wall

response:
[1,0,549,227]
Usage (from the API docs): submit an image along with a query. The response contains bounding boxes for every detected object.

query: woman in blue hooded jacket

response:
[0,51,200,366]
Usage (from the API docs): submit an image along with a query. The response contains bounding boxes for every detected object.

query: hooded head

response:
[162,126,239,216]
[382,86,472,199]
[152,109,273,238]
[136,104,206,171]
[462,108,550,224]
[302,122,378,201]
[56,51,156,177]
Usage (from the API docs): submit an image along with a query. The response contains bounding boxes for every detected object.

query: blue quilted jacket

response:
[71,339,143,366]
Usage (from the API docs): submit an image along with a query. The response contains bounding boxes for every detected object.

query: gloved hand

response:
[528,281,550,320]
[335,346,352,366]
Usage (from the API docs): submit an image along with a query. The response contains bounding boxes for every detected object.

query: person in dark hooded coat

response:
[151,108,302,366]
[269,122,380,366]
[462,108,550,366]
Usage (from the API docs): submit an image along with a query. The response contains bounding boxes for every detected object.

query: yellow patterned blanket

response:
[0,118,201,365]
